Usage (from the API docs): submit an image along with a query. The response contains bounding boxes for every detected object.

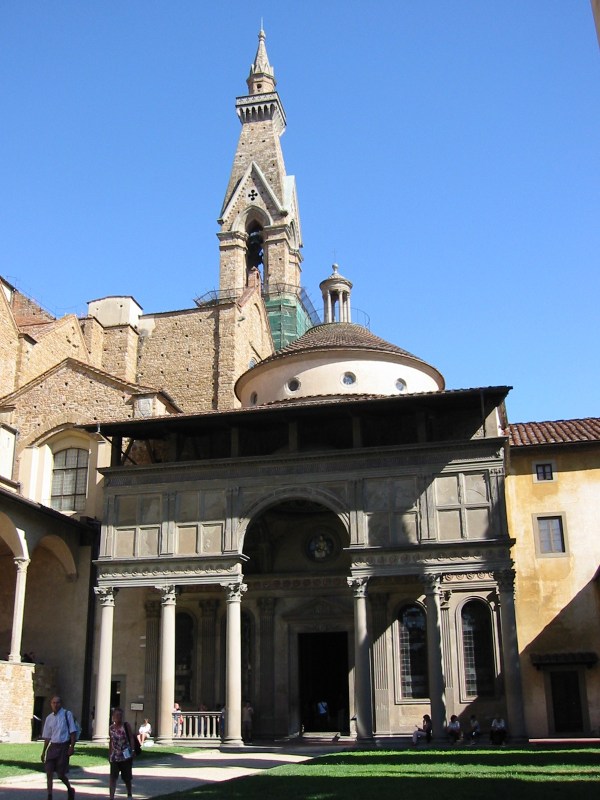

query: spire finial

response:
[247,27,276,95]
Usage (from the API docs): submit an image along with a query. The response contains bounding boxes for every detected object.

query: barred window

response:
[51,448,89,512]
[461,600,495,697]
[398,604,428,698]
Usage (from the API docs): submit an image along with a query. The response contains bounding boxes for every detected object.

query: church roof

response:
[508,418,600,447]
[261,322,427,365]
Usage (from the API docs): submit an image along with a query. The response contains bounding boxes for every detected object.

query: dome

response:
[235,322,445,407]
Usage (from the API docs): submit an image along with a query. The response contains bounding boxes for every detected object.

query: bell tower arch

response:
[218,29,306,341]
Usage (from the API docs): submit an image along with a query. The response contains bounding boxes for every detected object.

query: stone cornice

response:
[102,439,506,490]
[95,557,242,588]
[351,543,512,577]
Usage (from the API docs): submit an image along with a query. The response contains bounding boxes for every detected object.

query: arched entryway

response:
[241,497,353,737]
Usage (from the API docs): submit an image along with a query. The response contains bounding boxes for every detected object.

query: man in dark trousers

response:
[41,695,77,799]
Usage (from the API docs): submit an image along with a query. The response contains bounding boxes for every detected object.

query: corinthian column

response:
[221,580,247,747]
[424,575,446,737]
[93,586,116,743]
[495,569,527,739]
[347,576,373,740]
[157,585,177,744]
[8,557,30,663]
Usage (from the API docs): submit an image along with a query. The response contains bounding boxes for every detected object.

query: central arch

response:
[240,495,353,737]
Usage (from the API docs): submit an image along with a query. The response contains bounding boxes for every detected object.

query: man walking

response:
[41,695,77,799]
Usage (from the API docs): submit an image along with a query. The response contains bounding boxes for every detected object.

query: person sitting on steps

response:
[412,714,433,744]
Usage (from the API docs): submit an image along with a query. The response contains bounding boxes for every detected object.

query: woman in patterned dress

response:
[108,707,136,799]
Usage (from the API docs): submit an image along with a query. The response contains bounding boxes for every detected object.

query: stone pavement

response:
[0,746,335,800]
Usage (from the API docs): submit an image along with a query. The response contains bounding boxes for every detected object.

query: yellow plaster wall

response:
[506,445,600,736]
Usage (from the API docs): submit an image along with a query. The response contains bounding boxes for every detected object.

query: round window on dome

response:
[250,392,258,406]
[396,378,407,393]
[342,372,356,386]
[287,378,301,393]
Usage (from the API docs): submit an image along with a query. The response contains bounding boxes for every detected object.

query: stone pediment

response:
[220,161,286,228]
[282,595,352,622]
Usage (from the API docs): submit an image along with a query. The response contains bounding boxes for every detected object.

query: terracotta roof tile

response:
[508,418,600,447]
[262,323,420,363]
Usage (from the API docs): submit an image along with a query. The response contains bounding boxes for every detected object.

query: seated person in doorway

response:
[137,718,152,746]
[412,714,433,744]
[446,714,461,743]
[490,714,507,745]
[467,714,480,744]
[242,701,254,743]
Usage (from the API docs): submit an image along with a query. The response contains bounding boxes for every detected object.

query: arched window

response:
[51,448,89,512]
[398,604,428,698]
[246,222,264,276]
[461,600,495,697]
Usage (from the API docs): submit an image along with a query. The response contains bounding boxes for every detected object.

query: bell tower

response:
[217,30,314,348]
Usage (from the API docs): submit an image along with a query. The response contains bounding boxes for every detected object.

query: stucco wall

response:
[506,445,600,736]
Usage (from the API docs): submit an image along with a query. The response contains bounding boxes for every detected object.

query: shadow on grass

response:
[315,748,600,768]
[152,774,600,800]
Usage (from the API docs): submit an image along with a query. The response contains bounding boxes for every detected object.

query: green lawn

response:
[149,748,600,800]
[0,742,189,780]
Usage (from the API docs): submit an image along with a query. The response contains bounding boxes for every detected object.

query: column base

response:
[156,736,174,746]
[221,738,244,749]
[7,654,21,663]
[92,736,109,745]
[356,734,375,744]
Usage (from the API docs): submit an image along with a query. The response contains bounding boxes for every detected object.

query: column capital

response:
[13,557,30,573]
[347,576,369,598]
[440,589,452,610]
[494,568,516,594]
[369,592,388,610]
[221,580,247,602]
[423,574,442,595]
[258,596,276,614]
[198,598,220,614]
[145,599,161,618]
[94,586,117,606]
[156,584,178,605]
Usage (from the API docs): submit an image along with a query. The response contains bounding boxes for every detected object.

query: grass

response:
[2,744,599,800]
[148,747,600,800]
[0,741,191,780]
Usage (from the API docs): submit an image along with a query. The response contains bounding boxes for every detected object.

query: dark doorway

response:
[299,631,349,733]
[550,670,584,733]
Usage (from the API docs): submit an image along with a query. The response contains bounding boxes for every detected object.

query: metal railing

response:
[174,711,222,740]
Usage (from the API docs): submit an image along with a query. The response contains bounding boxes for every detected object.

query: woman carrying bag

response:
[108,707,137,799]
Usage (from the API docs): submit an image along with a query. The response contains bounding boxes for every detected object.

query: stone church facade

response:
[0,30,596,744]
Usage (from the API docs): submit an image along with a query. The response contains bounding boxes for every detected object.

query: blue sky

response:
[1,2,598,423]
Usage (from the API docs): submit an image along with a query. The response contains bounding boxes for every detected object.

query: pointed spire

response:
[247,28,276,95]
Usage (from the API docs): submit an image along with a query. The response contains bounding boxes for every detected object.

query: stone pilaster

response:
[370,593,390,734]
[258,596,276,733]
[143,599,160,730]
[494,569,527,739]
[199,599,219,708]
[440,589,453,689]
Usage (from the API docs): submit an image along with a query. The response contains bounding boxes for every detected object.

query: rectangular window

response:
[537,516,566,554]
[51,447,89,512]
[535,463,554,481]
